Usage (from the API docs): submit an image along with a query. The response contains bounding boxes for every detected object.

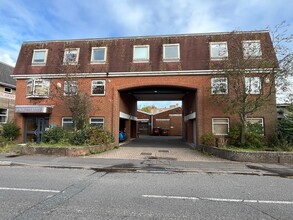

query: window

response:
[64,81,78,96]
[133,45,149,62]
[212,118,229,135]
[91,80,105,96]
[91,47,107,63]
[32,49,48,65]
[4,87,12,93]
[247,118,264,134]
[62,117,74,130]
[26,79,50,98]
[0,108,8,123]
[163,44,180,61]
[90,117,104,127]
[63,48,79,64]
[210,42,228,60]
[211,78,228,94]
[245,77,261,94]
[243,40,262,58]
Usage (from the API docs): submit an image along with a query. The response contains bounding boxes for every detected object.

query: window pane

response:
[214,124,228,135]
[93,49,105,61]
[0,109,7,123]
[245,77,261,94]
[90,118,104,127]
[210,42,228,59]
[243,41,262,58]
[33,51,46,62]
[92,80,105,95]
[64,81,77,95]
[164,45,179,59]
[134,47,148,60]
[212,78,227,94]
[64,49,78,62]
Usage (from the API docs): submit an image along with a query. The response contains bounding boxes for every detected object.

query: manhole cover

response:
[141,152,152,155]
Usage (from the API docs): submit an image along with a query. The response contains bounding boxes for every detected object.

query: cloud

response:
[0,53,15,66]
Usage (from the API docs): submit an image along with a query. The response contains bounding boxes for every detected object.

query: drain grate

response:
[158,150,169,153]
[141,152,152,155]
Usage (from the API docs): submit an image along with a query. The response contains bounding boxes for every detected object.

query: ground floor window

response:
[62,117,73,130]
[212,118,229,135]
[0,108,8,123]
[90,117,104,127]
[247,118,264,134]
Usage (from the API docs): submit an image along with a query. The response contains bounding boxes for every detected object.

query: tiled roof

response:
[0,61,15,87]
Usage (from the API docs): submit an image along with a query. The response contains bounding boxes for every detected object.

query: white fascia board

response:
[12,73,108,79]
[119,112,138,121]
[184,112,196,121]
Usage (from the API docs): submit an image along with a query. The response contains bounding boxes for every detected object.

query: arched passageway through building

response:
[118,85,197,147]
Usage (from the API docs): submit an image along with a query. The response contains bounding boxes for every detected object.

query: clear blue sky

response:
[0,0,292,106]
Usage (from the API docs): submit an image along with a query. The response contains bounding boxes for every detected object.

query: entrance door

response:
[24,117,49,143]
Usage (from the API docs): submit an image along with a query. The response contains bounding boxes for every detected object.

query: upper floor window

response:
[212,118,229,135]
[211,77,228,94]
[210,42,228,60]
[245,77,261,94]
[64,81,78,96]
[133,45,149,62]
[91,47,107,64]
[32,49,48,65]
[163,44,180,61]
[26,79,50,98]
[91,80,105,96]
[243,40,262,58]
[90,117,104,127]
[4,87,12,93]
[63,48,79,64]
[0,108,8,123]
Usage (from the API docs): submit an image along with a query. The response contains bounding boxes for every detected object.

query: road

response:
[0,166,292,220]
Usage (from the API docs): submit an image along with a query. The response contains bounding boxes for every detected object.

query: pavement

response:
[1,135,292,177]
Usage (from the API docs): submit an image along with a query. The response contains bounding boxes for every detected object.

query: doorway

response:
[24,116,49,143]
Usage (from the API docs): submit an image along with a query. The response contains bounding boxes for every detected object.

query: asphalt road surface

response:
[0,166,292,220]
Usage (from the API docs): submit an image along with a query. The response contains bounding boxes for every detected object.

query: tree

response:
[210,22,292,145]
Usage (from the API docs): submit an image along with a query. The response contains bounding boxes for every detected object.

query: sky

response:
[0,0,292,107]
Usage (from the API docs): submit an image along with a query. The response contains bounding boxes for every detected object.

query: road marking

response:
[142,195,293,205]
[0,187,60,193]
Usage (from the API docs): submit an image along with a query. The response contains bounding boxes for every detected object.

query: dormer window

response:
[163,44,180,61]
[133,45,149,62]
[91,47,107,64]
[210,42,228,60]
[243,40,262,58]
[32,49,48,65]
[63,48,79,64]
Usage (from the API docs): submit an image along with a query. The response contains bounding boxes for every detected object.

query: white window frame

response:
[210,42,228,60]
[212,118,229,135]
[0,108,8,124]
[245,77,261,94]
[242,40,262,59]
[91,80,106,96]
[91,47,107,64]
[163,44,180,61]
[63,81,78,96]
[90,117,104,127]
[4,87,12,93]
[211,77,228,94]
[63,48,79,64]
[26,78,50,98]
[32,49,48,66]
[247,118,264,134]
[133,45,150,62]
[62,117,73,129]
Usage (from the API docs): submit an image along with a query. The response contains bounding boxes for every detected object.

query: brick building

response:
[13,31,278,144]
[138,106,182,136]
[0,61,16,126]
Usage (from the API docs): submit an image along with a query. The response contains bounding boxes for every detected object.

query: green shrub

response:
[228,123,266,149]
[200,132,216,146]
[1,121,20,141]
[42,127,66,144]
[68,128,90,145]
[277,115,293,144]
[87,126,114,145]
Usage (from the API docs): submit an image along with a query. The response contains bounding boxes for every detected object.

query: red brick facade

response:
[13,31,278,144]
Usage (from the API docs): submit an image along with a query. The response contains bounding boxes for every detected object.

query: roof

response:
[23,30,270,44]
[0,61,16,87]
